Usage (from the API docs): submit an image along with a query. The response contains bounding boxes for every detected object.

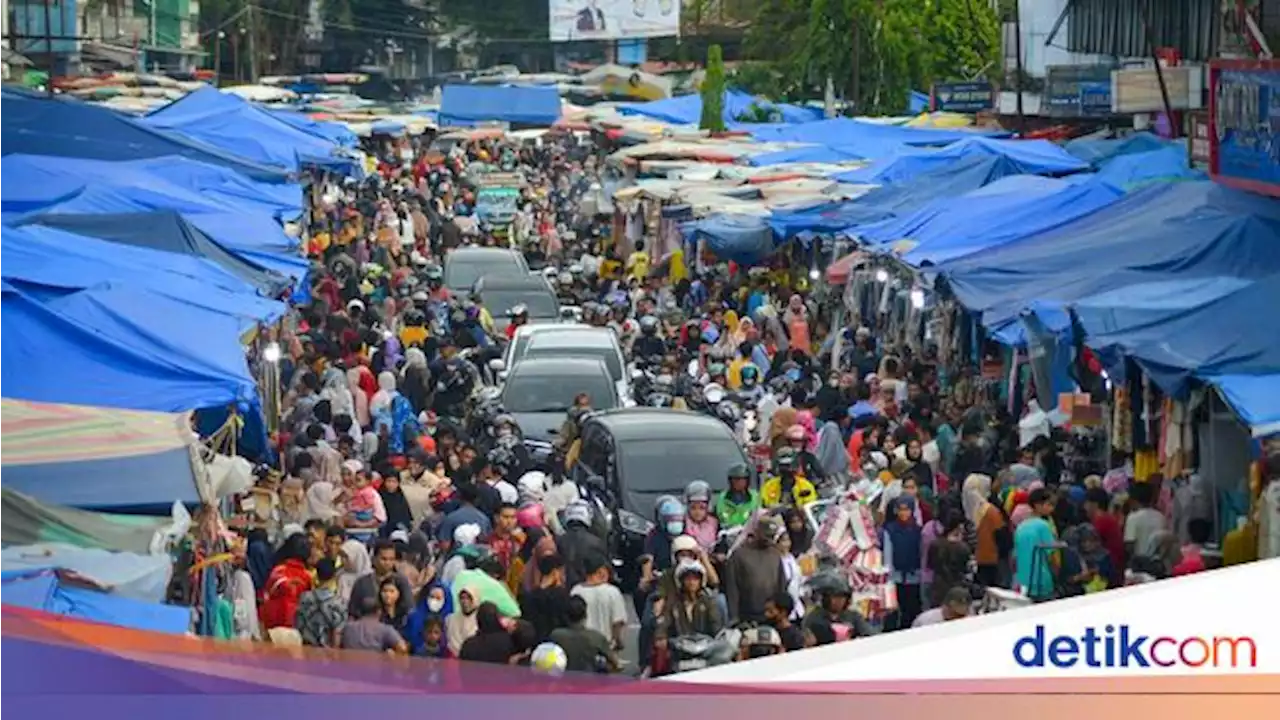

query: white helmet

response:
[517,471,549,503]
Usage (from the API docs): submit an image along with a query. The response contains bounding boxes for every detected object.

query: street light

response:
[874,269,889,282]
[262,342,281,363]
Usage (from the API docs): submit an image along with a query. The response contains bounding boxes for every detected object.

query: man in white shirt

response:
[912,586,971,627]
[1124,481,1167,558]
[570,555,628,651]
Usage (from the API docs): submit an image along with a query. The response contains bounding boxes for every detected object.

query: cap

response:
[453,523,482,546]
[390,529,410,544]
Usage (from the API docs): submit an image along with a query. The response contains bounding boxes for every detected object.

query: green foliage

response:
[742,0,1001,116]
[700,44,727,133]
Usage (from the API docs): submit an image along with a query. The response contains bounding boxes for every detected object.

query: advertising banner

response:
[931,81,995,113]
[1044,65,1114,118]
[1111,66,1204,114]
[549,0,680,42]
[1209,59,1280,197]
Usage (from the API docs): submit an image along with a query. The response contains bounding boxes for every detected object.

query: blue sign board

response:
[1210,63,1280,196]
[617,38,648,66]
[1044,65,1115,118]
[931,82,994,113]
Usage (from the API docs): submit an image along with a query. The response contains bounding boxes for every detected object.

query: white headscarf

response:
[337,539,372,606]
[370,371,397,415]
[305,481,341,522]
[962,473,994,527]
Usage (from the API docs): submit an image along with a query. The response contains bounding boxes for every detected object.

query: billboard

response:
[1209,59,1280,197]
[931,81,994,113]
[549,0,680,42]
[1044,65,1114,118]
[1110,66,1204,114]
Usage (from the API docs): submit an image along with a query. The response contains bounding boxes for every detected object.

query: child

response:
[641,622,673,678]
[345,469,385,530]
[882,495,923,629]
[418,614,451,658]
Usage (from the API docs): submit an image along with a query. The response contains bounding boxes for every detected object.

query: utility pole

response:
[149,0,156,71]
[42,0,53,94]
[1012,0,1025,132]
[850,19,860,115]
[1138,0,1176,138]
[246,1,257,82]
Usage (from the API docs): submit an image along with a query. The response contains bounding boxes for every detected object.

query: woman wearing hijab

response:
[782,295,811,355]
[401,348,433,415]
[347,367,371,428]
[337,539,372,608]
[903,438,936,493]
[406,580,454,655]
[1061,524,1113,596]
[814,420,852,480]
[371,371,423,455]
[305,480,342,524]
[378,472,415,537]
[964,473,1008,588]
[259,533,315,630]
[278,477,308,529]
[459,602,515,664]
[782,508,813,556]
[446,585,481,655]
[882,495,923,629]
[320,367,355,421]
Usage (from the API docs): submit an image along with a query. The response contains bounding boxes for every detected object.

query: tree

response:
[700,44,726,133]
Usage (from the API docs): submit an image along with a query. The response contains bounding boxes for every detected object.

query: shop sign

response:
[1209,59,1280,197]
[1188,110,1212,167]
[1111,66,1204,113]
[931,81,994,113]
[1044,65,1115,118]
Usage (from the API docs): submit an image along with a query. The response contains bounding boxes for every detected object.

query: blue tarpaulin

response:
[620,89,823,126]
[771,154,1028,239]
[268,108,359,148]
[1,569,191,635]
[748,117,1008,160]
[439,85,562,126]
[15,211,291,298]
[122,156,304,220]
[747,144,865,167]
[1,224,285,326]
[941,182,1280,333]
[835,137,1089,184]
[1095,145,1205,192]
[1,285,259,413]
[143,87,357,175]
[860,175,1124,266]
[1064,131,1172,165]
[0,88,289,183]
[1214,373,1280,438]
[909,91,931,114]
[681,214,777,265]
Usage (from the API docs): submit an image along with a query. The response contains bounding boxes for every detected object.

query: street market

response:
[2,57,1279,678]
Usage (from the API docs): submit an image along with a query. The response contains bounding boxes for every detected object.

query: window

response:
[617,438,741,518]
[483,289,558,318]
[502,369,616,414]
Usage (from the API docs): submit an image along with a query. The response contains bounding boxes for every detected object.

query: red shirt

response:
[258,559,314,630]
[1091,512,1125,583]
[505,323,519,341]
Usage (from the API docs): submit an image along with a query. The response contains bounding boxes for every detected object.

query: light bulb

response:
[809,268,820,280]
[875,269,889,282]
[910,288,925,309]
[263,343,281,363]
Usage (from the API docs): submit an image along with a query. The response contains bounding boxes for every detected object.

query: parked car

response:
[443,246,528,294]
[500,356,620,466]
[570,408,753,589]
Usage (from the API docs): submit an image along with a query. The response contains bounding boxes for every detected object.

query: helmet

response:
[716,400,742,426]
[647,393,673,408]
[675,558,706,580]
[495,480,520,505]
[707,362,726,378]
[558,271,573,286]
[493,413,518,432]
[684,480,712,505]
[703,383,726,405]
[563,499,593,527]
[639,315,660,335]
[517,471,548,502]
[786,424,807,442]
[767,376,794,396]
[486,446,516,474]
[727,463,751,481]
[656,497,685,522]
[510,304,529,319]
[740,364,760,387]
[423,264,444,281]
[775,446,797,470]
[808,570,853,597]
[671,535,700,556]
[542,266,558,280]
[516,503,544,529]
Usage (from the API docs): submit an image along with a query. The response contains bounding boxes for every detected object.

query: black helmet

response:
[639,315,660,335]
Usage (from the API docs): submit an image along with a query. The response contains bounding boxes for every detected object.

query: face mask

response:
[427,597,445,612]
[665,521,685,536]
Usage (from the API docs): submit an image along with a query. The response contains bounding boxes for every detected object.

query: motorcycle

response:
[670,629,741,672]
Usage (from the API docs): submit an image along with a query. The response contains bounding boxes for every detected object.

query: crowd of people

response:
[219,124,1244,676]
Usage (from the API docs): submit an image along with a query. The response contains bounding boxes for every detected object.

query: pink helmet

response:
[516,503,545,529]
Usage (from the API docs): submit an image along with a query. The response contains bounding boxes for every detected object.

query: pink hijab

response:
[795,410,819,452]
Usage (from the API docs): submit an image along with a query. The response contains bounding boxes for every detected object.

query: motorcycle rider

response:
[505,303,529,341]
[431,344,476,420]
[633,315,667,359]
[784,424,827,484]
[802,574,873,644]
[734,364,766,406]
[715,464,761,530]
[661,560,724,640]
[640,497,686,577]
[556,500,608,588]
[723,516,787,625]
[761,448,819,509]
[682,481,720,553]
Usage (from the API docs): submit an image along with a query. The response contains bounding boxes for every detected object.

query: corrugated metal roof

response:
[1068,0,1219,62]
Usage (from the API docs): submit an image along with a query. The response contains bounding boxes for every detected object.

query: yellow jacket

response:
[761,474,819,508]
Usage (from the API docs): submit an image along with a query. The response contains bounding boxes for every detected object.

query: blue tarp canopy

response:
[267,108,359,148]
[747,144,865,167]
[121,156,304,220]
[1064,131,1173,165]
[620,89,823,126]
[861,175,1123,266]
[748,117,1009,160]
[439,85,562,126]
[1,224,285,326]
[681,214,777,265]
[835,137,1089,184]
[1215,373,1280,438]
[14,210,291,298]
[1,569,191,635]
[143,87,357,175]
[0,88,289,183]
[1095,145,1205,192]
[940,182,1280,332]
[771,154,1028,240]
[1,285,259,412]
